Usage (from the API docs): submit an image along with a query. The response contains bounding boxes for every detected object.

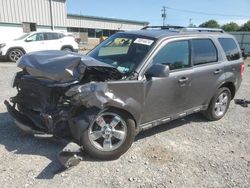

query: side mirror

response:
[145,64,170,78]
[25,38,33,42]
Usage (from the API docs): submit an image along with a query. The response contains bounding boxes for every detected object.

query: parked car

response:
[5,26,244,159]
[0,31,79,62]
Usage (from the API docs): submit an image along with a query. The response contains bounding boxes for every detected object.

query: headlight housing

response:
[0,43,6,48]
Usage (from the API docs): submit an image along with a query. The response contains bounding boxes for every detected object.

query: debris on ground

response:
[57,142,83,169]
[234,99,250,107]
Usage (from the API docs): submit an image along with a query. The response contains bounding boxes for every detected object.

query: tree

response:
[222,22,240,31]
[199,20,220,28]
[240,20,250,31]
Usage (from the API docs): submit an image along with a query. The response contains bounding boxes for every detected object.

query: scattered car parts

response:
[234,99,250,107]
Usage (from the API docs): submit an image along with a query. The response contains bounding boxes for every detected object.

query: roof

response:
[67,14,149,25]
[124,28,233,39]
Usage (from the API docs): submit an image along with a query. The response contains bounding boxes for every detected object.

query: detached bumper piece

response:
[4,100,46,135]
[58,142,83,169]
[5,100,84,170]
[234,99,250,107]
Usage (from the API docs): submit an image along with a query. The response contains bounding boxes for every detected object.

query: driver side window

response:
[152,40,190,70]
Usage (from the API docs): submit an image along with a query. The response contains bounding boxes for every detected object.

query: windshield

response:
[14,33,30,41]
[88,33,155,75]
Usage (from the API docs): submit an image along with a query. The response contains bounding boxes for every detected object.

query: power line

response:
[166,7,250,18]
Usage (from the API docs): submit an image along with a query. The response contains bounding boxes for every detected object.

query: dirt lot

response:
[0,59,249,188]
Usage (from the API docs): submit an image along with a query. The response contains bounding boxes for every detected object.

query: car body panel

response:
[5,29,244,144]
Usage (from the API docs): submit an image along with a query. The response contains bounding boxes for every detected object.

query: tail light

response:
[240,63,245,78]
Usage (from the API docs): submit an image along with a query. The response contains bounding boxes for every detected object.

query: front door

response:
[141,39,193,124]
[24,33,47,53]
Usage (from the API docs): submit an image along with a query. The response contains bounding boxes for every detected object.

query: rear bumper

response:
[4,100,45,135]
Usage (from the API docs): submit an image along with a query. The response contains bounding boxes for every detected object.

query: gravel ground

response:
[0,59,249,188]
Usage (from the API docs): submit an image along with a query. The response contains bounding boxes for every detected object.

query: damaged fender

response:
[66,81,145,141]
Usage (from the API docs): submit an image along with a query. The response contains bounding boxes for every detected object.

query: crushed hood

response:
[17,50,123,83]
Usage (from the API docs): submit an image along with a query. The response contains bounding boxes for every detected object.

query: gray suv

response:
[5,26,245,159]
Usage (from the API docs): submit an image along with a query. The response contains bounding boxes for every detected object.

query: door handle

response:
[178,77,189,83]
[213,69,222,75]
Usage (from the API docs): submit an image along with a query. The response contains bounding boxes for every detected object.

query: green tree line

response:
[196,19,250,32]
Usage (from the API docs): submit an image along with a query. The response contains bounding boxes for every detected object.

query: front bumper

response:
[0,51,7,59]
[4,100,46,135]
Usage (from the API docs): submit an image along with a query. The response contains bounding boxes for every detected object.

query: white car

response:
[0,31,79,62]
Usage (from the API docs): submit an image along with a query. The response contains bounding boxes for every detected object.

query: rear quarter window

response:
[192,39,218,65]
[218,38,240,61]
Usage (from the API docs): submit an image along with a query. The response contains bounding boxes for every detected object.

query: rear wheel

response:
[203,87,231,121]
[81,110,136,160]
[8,48,24,62]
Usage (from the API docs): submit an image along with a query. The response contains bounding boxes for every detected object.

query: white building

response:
[0,0,149,43]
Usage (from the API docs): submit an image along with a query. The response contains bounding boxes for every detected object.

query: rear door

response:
[189,38,224,108]
[43,32,61,50]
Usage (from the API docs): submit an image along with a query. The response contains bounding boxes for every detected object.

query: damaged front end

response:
[5,50,125,142]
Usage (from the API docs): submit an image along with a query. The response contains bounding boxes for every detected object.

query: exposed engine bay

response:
[5,51,137,141]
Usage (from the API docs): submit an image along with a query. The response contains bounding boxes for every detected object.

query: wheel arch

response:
[104,106,137,128]
[7,47,26,55]
[218,82,236,99]
[61,45,73,51]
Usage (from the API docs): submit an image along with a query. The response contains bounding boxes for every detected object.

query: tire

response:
[203,87,231,121]
[61,47,73,52]
[8,48,24,62]
[80,109,136,160]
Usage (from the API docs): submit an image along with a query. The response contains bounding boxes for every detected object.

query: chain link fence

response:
[230,32,250,55]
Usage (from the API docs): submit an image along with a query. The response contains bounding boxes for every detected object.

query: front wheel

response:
[8,48,24,62]
[203,87,231,121]
[80,110,136,160]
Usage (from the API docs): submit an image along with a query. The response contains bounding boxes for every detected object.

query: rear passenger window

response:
[44,33,59,40]
[152,40,190,70]
[192,39,218,65]
[218,38,240,61]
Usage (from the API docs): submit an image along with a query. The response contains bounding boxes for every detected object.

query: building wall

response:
[67,15,147,31]
[0,0,148,43]
[0,0,66,27]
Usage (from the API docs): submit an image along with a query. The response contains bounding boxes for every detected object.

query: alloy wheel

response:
[88,113,127,152]
[9,49,23,62]
[214,91,229,117]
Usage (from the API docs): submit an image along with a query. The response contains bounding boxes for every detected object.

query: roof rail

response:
[141,25,184,30]
[141,26,225,33]
[180,27,224,33]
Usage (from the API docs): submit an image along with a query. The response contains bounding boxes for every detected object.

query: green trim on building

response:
[0,22,67,30]
[37,25,67,30]
[0,22,22,27]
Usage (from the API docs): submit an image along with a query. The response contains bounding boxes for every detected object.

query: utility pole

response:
[161,6,167,26]
[189,18,193,27]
